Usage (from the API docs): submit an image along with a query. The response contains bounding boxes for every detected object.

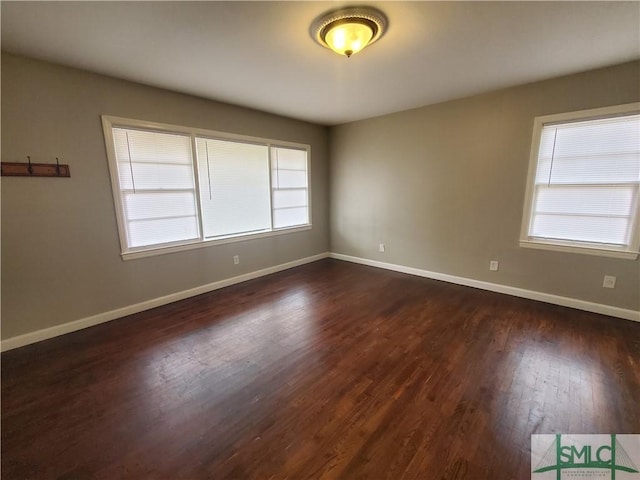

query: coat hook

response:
[2,157,70,178]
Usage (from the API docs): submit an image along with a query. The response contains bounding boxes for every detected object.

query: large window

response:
[102,116,311,259]
[520,103,640,259]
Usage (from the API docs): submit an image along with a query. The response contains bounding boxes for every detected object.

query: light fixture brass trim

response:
[311,6,388,57]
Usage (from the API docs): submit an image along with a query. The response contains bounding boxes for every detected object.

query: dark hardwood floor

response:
[2,259,639,479]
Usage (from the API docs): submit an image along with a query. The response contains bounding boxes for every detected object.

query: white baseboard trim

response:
[1,252,330,352]
[4,251,636,352]
[329,252,640,323]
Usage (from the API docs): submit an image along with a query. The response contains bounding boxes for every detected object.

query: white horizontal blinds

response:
[271,146,309,228]
[195,138,271,238]
[112,128,199,248]
[530,114,640,246]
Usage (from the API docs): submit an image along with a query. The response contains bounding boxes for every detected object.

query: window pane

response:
[272,169,307,189]
[274,207,308,228]
[123,192,197,220]
[127,216,199,248]
[196,138,271,238]
[527,111,640,248]
[553,116,639,158]
[272,147,307,170]
[531,214,629,245]
[271,146,309,228]
[535,154,639,185]
[112,127,198,249]
[534,185,636,216]
[113,128,192,164]
[273,189,308,209]
[119,162,195,190]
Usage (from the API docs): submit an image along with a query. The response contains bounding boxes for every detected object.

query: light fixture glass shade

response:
[311,7,388,58]
[324,21,374,57]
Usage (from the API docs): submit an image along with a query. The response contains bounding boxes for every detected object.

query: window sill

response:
[519,239,639,260]
[121,225,312,261]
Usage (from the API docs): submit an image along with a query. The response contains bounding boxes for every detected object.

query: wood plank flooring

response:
[2,259,639,479]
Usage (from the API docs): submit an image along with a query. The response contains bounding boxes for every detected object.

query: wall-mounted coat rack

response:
[1,156,70,177]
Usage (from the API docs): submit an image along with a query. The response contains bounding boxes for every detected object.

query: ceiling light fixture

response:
[311,6,388,58]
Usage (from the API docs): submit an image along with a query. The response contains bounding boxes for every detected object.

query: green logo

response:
[532,434,639,479]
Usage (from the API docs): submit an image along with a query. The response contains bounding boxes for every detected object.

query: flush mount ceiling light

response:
[311,6,388,58]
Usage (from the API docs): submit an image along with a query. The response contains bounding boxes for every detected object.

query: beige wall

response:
[3,54,638,343]
[330,61,640,311]
[1,53,330,339]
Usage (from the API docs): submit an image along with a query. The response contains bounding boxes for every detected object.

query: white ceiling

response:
[2,1,639,126]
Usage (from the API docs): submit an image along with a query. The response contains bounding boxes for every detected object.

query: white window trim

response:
[101,115,312,261]
[519,103,640,260]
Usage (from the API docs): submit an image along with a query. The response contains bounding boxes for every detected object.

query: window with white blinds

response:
[271,146,309,229]
[520,103,640,259]
[102,116,311,259]
[196,138,271,238]
[111,128,199,248]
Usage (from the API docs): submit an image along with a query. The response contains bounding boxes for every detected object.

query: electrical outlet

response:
[233,255,240,265]
[379,243,385,252]
[489,260,499,271]
[603,275,616,289]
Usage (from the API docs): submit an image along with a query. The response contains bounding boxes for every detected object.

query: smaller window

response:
[111,127,199,249]
[520,103,640,259]
[271,146,309,229]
